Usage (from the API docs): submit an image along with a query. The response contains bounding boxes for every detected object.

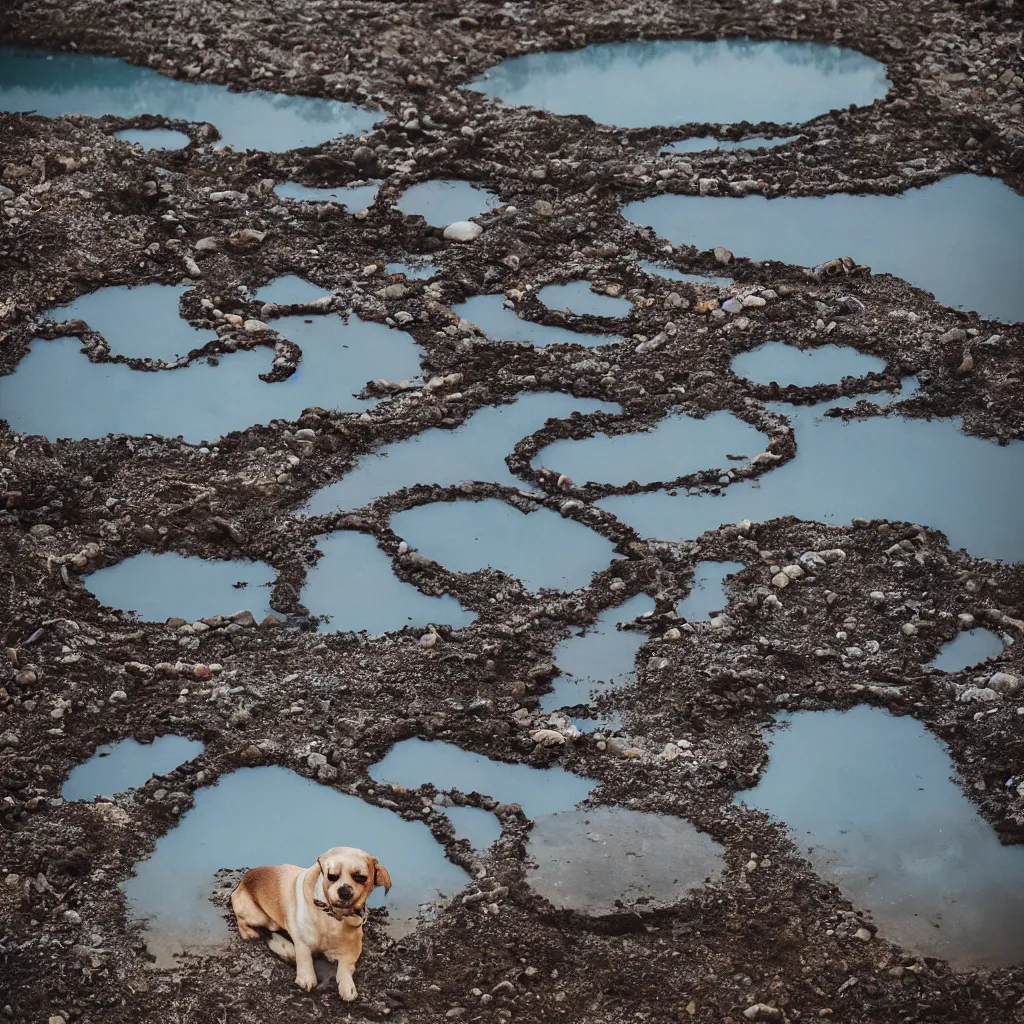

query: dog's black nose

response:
[338,884,353,899]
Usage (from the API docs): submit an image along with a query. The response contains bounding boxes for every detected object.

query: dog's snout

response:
[338,884,353,899]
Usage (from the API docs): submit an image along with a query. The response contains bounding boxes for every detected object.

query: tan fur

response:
[230,846,391,1002]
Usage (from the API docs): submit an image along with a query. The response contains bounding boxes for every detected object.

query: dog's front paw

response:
[338,978,358,1002]
[295,970,317,992]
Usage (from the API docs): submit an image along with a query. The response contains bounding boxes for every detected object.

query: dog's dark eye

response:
[327,873,339,882]
[352,873,367,884]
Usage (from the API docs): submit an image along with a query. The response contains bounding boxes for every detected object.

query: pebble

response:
[988,672,1019,694]
[713,246,733,264]
[231,610,257,627]
[742,295,766,308]
[530,729,566,747]
[721,298,743,314]
[532,199,554,217]
[854,927,873,942]
[771,572,790,589]
[63,910,82,925]
[443,221,483,242]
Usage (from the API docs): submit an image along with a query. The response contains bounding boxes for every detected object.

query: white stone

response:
[443,221,483,242]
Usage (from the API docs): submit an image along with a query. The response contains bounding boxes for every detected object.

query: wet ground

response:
[2,0,1024,1022]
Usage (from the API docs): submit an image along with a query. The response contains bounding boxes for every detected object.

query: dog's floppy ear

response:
[373,861,392,893]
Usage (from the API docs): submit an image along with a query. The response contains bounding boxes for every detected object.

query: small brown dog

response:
[231,846,392,1001]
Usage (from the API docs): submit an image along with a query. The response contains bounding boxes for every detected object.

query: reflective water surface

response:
[63,735,204,801]
[301,393,618,515]
[638,262,733,288]
[450,294,625,347]
[86,552,276,623]
[732,342,886,387]
[466,39,890,127]
[664,135,799,153]
[274,180,381,209]
[0,45,376,151]
[391,498,617,593]
[929,628,1006,672]
[676,561,745,622]
[395,179,499,226]
[301,531,476,635]
[739,707,1024,967]
[114,127,190,149]
[624,174,1024,322]
[537,281,632,318]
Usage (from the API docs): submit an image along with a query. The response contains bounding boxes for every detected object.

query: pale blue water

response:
[664,135,799,153]
[538,281,632,318]
[638,262,732,288]
[253,274,330,306]
[274,180,380,210]
[301,393,619,515]
[534,411,768,486]
[540,593,655,723]
[929,628,1006,672]
[0,311,423,443]
[391,498,617,593]
[0,46,377,151]
[49,283,215,361]
[676,561,745,622]
[466,39,890,127]
[301,531,476,635]
[443,806,502,851]
[63,735,204,800]
[732,342,886,387]
[395,179,499,226]
[624,174,1024,322]
[450,294,625,347]
[114,127,190,150]
[384,261,437,280]
[123,766,471,963]
[86,551,275,623]
[739,707,1024,966]
[598,399,1024,562]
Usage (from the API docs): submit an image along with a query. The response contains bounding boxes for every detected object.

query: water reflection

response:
[450,293,625,347]
[274,180,381,209]
[732,342,886,387]
[114,127,190,150]
[0,46,376,151]
[625,174,1024,322]
[63,735,204,801]
[395,179,499,227]
[466,39,890,128]
[929,628,1006,672]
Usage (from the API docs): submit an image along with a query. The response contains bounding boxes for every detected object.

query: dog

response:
[230,846,392,1001]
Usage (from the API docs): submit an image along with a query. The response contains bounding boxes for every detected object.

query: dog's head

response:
[315,846,392,913]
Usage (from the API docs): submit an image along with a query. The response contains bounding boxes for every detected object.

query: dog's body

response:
[230,846,391,1002]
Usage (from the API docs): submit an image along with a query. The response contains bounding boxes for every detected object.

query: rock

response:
[742,295,766,308]
[721,298,743,314]
[260,614,281,628]
[443,221,483,242]
[419,632,439,648]
[988,672,1019,694]
[29,524,55,538]
[193,664,212,680]
[960,686,1000,703]
[781,564,804,580]
[532,199,554,217]
[854,927,873,942]
[63,909,82,925]
[194,236,219,252]
[771,572,790,589]
[902,623,918,636]
[244,319,270,332]
[230,610,257,627]
[938,327,967,344]
[743,1004,783,1021]
[228,228,267,250]
[713,246,733,265]
[530,729,566,747]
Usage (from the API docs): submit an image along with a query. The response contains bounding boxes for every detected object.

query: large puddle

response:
[274,180,381,210]
[301,393,619,515]
[449,294,625,347]
[0,46,376,151]
[121,765,472,964]
[676,561,744,623]
[86,552,276,623]
[624,174,1024,322]
[301,531,476,635]
[598,398,1024,562]
[391,498,617,593]
[929,628,1006,673]
[63,735,204,801]
[395,179,499,227]
[733,342,886,387]
[0,302,424,443]
[740,707,1024,967]
[537,281,632,318]
[371,738,725,914]
[540,592,654,726]
[534,411,769,486]
[466,39,890,128]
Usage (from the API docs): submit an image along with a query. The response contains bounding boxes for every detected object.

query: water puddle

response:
[0,45,376,151]
[63,735,204,801]
[123,766,471,965]
[115,127,190,150]
[537,281,631,318]
[739,707,1024,967]
[534,411,769,486]
[540,593,654,726]
[664,135,799,154]
[86,552,275,623]
[301,393,619,516]
[384,260,437,280]
[598,398,1024,562]
[732,342,886,387]
[929,628,1006,672]
[466,39,890,128]
[639,262,732,288]
[391,498,617,593]
[624,174,1024,322]
[371,739,725,915]
[442,806,502,851]
[395,179,499,227]
[676,561,744,622]
[49,283,216,361]
[253,275,330,306]
[0,308,423,443]
[526,806,724,915]
[450,294,625,347]
[274,180,380,210]
[301,531,476,635]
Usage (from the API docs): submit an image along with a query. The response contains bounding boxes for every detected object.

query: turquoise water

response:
[466,39,890,127]
[0,45,376,151]
[625,174,1024,322]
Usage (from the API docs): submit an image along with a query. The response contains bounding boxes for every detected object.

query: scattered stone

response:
[443,221,483,242]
